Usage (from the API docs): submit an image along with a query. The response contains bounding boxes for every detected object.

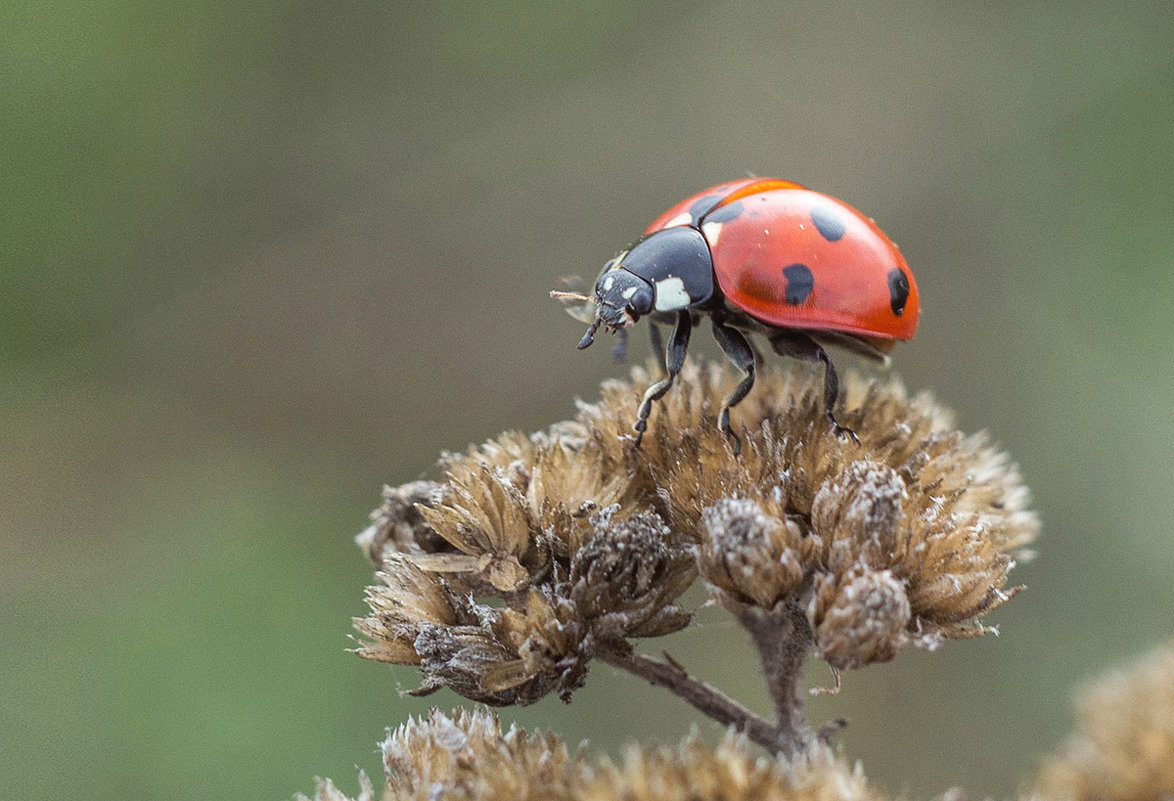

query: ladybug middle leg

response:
[632,310,691,448]
[711,317,756,456]
[768,330,860,444]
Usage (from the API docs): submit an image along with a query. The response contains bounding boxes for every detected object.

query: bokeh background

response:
[5,2,1174,798]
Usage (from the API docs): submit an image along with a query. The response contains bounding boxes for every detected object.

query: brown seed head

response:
[1030,641,1174,801]
[698,497,814,610]
[807,566,912,671]
[357,360,1038,697]
[570,508,695,639]
[301,707,887,801]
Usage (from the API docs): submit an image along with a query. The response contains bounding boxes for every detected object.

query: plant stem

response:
[597,644,784,752]
[737,596,813,753]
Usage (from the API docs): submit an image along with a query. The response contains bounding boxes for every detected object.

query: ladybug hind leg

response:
[632,310,691,448]
[768,331,860,444]
[711,319,756,456]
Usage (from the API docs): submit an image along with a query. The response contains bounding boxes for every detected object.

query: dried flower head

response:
[582,362,1036,663]
[300,707,886,801]
[355,507,693,704]
[1030,641,1174,801]
[356,360,1037,713]
[381,708,578,801]
[698,497,815,610]
[807,566,911,671]
[357,480,447,566]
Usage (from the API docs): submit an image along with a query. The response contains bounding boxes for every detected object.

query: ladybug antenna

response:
[549,290,595,303]
[577,316,601,350]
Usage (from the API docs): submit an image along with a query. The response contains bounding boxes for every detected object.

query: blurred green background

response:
[5,2,1174,798]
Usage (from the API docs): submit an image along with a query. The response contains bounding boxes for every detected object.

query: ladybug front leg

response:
[632,310,691,448]
[611,328,629,362]
[768,331,860,444]
[711,319,756,456]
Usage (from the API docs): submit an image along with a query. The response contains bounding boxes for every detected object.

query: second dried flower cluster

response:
[355,361,1038,713]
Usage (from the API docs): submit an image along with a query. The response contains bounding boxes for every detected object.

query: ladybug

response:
[551,178,919,453]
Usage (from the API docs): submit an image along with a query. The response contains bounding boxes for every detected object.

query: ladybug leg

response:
[611,328,629,362]
[648,322,666,376]
[633,310,691,448]
[711,319,755,456]
[769,331,860,444]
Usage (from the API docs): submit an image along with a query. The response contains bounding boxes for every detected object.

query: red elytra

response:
[644,178,919,344]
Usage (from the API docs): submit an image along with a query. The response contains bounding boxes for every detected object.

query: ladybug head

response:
[573,263,654,350]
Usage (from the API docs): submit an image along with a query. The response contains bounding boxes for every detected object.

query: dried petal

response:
[527,439,635,554]
[353,554,464,665]
[293,772,375,801]
[492,589,588,703]
[418,462,540,591]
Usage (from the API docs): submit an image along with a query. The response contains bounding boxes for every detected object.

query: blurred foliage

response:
[3,2,1174,800]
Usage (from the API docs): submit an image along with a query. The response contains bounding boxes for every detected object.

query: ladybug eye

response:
[625,284,653,316]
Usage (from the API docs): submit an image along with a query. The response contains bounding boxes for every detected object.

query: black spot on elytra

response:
[687,195,722,222]
[783,263,814,305]
[704,199,744,224]
[888,268,910,315]
[810,205,847,242]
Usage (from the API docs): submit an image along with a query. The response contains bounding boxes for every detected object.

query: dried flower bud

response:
[411,624,521,705]
[570,508,695,639]
[811,461,907,573]
[353,554,465,665]
[699,498,813,610]
[1031,641,1174,801]
[355,554,579,705]
[417,462,539,592]
[485,588,588,703]
[381,708,577,800]
[807,566,911,670]
[590,734,884,801]
[356,480,446,567]
[527,440,635,555]
[304,708,887,801]
[294,772,375,801]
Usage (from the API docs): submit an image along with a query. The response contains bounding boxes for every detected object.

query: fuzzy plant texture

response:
[353,361,1037,751]
[294,361,1174,800]
[297,707,883,801]
[299,643,1174,801]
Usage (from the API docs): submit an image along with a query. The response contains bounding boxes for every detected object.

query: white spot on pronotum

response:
[701,221,722,247]
[654,276,691,311]
[621,286,638,300]
[603,274,615,291]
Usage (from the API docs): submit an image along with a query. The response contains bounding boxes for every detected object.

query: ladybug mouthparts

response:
[575,303,629,350]
[592,269,654,335]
